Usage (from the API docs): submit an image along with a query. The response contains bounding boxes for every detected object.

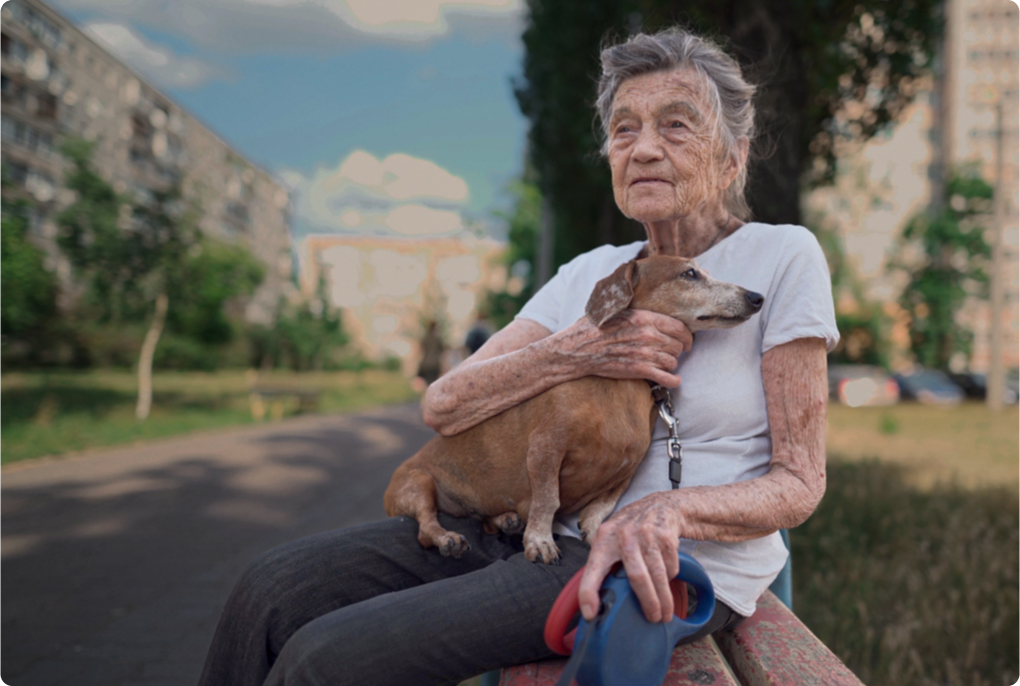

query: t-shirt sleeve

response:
[760,227,840,353]
[515,261,571,333]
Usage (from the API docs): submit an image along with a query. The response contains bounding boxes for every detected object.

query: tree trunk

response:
[727,2,807,226]
[136,292,169,420]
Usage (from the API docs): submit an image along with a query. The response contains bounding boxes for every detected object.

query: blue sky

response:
[47,0,529,237]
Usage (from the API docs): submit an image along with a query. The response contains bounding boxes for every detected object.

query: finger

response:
[579,546,618,621]
[620,540,663,623]
[654,351,681,372]
[643,547,675,622]
[645,368,681,388]
[649,313,693,343]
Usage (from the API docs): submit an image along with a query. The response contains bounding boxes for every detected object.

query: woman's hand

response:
[554,310,693,389]
[578,492,683,623]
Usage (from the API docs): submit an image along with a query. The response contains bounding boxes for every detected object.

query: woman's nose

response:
[632,129,665,162]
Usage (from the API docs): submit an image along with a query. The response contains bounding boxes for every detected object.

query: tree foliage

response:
[55,138,265,366]
[1,195,58,341]
[249,284,349,372]
[484,178,543,328]
[57,138,135,322]
[893,171,992,370]
[515,0,942,270]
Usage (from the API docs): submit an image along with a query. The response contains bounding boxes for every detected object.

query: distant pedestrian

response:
[464,314,493,355]
[416,320,445,386]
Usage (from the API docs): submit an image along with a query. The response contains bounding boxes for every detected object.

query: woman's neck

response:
[644,208,742,258]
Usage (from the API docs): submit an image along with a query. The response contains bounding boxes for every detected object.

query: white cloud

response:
[83,22,230,88]
[52,0,524,52]
[288,150,471,236]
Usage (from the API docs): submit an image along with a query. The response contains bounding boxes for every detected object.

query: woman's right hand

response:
[550,310,693,388]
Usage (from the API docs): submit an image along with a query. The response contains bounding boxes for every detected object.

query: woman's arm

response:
[577,337,828,623]
[422,311,693,436]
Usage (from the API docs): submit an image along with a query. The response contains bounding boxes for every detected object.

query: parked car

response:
[949,372,1020,405]
[827,364,900,407]
[893,369,964,405]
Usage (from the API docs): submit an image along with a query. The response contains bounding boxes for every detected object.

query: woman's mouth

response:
[630,178,670,187]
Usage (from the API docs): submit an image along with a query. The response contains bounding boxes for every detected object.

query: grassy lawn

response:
[826,401,1019,490]
[797,401,1019,686]
[1,369,418,465]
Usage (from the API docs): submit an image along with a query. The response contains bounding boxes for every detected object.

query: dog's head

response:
[585,256,764,332]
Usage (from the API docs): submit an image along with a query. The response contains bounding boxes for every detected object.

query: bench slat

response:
[499,636,739,686]
[714,591,865,686]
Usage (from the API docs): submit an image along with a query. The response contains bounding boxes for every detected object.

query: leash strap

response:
[650,385,683,489]
[552,587,617,686]
[552,620,592,686]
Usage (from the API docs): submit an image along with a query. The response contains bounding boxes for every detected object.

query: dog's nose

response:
[746,291,764,311]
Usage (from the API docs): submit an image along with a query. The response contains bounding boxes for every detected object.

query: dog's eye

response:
[682,269,699,280]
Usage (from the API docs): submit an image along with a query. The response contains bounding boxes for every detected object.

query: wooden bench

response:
[248,388,321,421]
[498,591,865,686]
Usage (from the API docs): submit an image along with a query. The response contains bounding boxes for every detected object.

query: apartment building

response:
[0,0,294,324]
[300,232,506,373]
[807,0,1019,372]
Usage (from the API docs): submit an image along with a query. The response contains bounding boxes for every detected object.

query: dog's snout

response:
[746,291,764,311]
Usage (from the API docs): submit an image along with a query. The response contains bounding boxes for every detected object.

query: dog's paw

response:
[578,525,598,546]
[524,535,561,565]
[496,512,524,535]
[438,532,471,558]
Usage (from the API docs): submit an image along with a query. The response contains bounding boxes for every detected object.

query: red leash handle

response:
[544,567,585,655]
[543,566,692,656]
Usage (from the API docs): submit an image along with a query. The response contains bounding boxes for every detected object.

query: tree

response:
[515,0,942,269]
[56,138,135,323]
[56,138,265,415]
[892,171,992,371]
[483,178,543,328]
[1,194,58,348]
[251,297,348,372]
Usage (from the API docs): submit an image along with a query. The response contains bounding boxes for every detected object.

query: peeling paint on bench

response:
[714,592,865,686]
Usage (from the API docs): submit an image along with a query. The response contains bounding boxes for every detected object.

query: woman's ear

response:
[585,260,638,328]
[720,136,749,189]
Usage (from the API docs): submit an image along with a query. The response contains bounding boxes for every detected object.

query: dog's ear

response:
[585,260,638,328]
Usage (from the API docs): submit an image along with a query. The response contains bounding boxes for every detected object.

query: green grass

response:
[793,459,1018,686]
[1,369,418,465]
[809,404,1019,684]
[826,402,1019,491]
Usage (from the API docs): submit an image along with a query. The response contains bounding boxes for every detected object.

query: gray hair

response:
[596,28,756,219]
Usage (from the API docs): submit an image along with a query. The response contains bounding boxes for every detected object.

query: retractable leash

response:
[544,552,715,686]
[541,385,699,686]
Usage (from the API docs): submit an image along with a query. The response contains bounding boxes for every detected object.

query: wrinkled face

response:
[630,256,763,332]
[607,69,736,223]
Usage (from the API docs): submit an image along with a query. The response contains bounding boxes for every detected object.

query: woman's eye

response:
[669,121,685,129]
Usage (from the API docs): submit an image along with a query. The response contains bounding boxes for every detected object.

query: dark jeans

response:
[197,514,744,686]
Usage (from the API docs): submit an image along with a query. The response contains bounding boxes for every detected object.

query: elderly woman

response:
[198,28,837,686]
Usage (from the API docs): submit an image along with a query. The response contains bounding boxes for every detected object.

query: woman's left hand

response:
[578,491,683,623]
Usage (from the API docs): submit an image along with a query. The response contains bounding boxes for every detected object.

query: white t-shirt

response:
[515,223,840,617]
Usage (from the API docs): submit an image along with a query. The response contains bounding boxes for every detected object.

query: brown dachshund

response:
[384,255,764,564]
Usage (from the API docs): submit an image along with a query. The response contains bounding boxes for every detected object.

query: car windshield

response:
[909,372,955,390]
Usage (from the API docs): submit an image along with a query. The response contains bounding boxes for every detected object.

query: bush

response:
[152,333,219,371]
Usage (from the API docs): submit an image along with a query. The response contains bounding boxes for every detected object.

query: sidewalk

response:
[1,404,433,686]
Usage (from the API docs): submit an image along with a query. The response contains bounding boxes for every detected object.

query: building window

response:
[7,3,63,49]
[225,201,251,227]
[1,115,55,158]
[1,33,29,65]
[2,157,30,186]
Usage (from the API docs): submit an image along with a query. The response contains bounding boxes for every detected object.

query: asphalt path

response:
[1,403,435,686]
